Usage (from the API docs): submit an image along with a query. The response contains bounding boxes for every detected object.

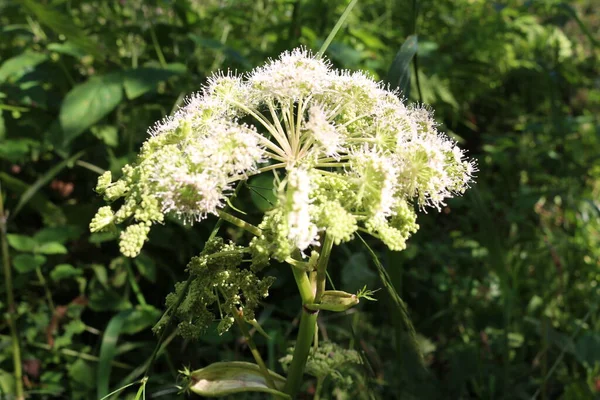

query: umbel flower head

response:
[90,48,475,258]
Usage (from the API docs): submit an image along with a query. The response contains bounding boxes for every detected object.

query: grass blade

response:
[317,0,359,58]
[386,35,418,98]
[97,310,134,399]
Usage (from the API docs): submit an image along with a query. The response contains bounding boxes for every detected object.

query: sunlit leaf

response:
[0,52,47,83]
[121,68,182,100]
[6,234,37,252]
[59,74,123,145]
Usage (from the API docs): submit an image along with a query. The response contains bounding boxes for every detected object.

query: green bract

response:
[91,48,475,258]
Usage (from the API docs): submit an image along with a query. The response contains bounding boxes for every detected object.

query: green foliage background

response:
[0,0,598,398]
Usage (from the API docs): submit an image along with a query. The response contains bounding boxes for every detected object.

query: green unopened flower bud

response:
[89,206,115,233]
[95,171,112,194]
[305,290,359,312]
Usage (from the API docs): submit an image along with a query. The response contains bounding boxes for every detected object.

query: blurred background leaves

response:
[0,0,598,399]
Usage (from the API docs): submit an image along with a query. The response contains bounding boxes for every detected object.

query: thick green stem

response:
[283,309,318,397]
[0,191,25,400]
[284,233,334,397]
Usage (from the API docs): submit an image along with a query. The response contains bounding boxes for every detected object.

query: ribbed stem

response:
[283,309,318,397]
[284,234,334,397]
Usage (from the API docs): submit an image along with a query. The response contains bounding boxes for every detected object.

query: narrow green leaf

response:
[189,361,289,398]
[356,234,424,366]
[386,35,418,98]
[6,234,37,252]
[97,310,133,399]
[22,0,105,59]
[11,151,85,219]
[122,68,182,100]
[13,254,46,273]
[0,172,66,225]
[59,75,123,145]
[317,0,359,58]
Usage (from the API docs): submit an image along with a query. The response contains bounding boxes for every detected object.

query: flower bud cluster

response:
[153,237,275,338]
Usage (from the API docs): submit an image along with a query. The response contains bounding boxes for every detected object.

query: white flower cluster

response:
[91,48,475,257]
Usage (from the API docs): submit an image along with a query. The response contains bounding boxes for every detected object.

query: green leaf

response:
[97,310,133,399]
[50,264,82,281]
[22,0,105,59]
[35,242,68,255]
[33,226,83,244]
[47,42,87,59]
[59,74,123,145]
[0,52,47,83]
[189,361,289,398]
[0,139,40,162]
[13,254,46,273]
[91,125,118,147]
[133,253,156,283]
[11,151,85,218]
[121,305,162,335]
[6,234,37,252]
[122,68,182,100]
[248,174,277,212]
[386,35,418,98]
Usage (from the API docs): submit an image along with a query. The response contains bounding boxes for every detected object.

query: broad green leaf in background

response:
[97,310,133,399]
[121,68,182,100]
[248,174,277,212]
[0,52,47,83]
[50,264,82,281]
[13,254,46,273]
[189,361,289,398]
[386,35,418,99]
[6,234,37,252]
[36,242,68,255]
[22,0,105,59]
[59,75,123,145]
[121,305,162,335]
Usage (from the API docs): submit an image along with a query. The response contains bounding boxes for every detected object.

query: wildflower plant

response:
[91,48,474,397]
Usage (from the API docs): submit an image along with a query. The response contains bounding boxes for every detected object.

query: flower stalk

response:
[0,190,25,400]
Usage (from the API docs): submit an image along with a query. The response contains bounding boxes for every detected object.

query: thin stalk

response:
[125,263,147,306]
[217,210,262,236]
[233,308,277,389]
[314,377,324,400]
[149,25,167,68]
[35,266,55,313]
[314,233,334,303]
[0,190,24,400]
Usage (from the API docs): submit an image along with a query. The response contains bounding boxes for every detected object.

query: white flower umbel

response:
[91,47,475,257]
